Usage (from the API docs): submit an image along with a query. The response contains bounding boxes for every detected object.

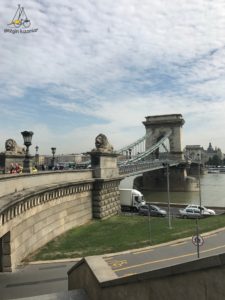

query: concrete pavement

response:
[0,260,78,299]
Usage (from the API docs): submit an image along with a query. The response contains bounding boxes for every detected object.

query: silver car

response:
[185,204,216,215]
[179,208,205,219]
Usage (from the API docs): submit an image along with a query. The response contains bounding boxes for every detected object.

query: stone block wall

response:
[92,179,121,219]
[0,147,122,271]
[142,166,198,192]
[0,170,93,198]
[0,181,93,271]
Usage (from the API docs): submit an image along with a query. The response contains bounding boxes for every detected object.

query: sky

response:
[1,0,225,155]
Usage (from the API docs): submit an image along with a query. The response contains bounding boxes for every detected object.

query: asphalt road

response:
[104,227,225,277]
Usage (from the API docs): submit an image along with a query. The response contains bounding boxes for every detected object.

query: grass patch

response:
[28,214,225,261]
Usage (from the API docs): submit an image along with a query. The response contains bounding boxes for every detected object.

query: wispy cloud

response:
[1,0,225,154]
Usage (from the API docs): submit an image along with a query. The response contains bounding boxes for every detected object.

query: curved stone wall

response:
[0,180,94,271]
[0,159,122,272]
[0,170,93,198]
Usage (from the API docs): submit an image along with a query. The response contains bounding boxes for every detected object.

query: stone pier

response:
[88,134,123,219]
[141,164,198,192]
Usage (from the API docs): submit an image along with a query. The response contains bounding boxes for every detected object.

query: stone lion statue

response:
[5,139,25,154]
[93,134,113,153]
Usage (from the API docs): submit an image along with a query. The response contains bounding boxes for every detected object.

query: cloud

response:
[1,0,225,154]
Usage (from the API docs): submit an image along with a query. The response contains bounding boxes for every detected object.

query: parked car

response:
[179,207,205,219]
[185,204,216,216]
[139,205,167,217]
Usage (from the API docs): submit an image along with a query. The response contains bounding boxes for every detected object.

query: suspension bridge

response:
[114,114,186,176]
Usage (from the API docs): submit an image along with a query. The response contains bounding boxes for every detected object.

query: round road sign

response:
[192,235,204,246]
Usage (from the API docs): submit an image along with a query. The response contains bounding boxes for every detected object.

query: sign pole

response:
[148,203,152,245]
[196,218,200,258]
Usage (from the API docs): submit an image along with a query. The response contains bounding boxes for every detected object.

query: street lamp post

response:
[147,203,152,245]
[163,162,172,229]
[51,147,56,169]
[196,152,202,258]
[35,145,39,155]
[128,148,132,159]
[21,131,33,173]
[35,145,39,168]
[197,153,202,210]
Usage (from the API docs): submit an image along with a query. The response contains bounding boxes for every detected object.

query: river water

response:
[121,173,225,208]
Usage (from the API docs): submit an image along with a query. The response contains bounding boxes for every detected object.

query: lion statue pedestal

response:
[88,134,123,219]
[0,139,27,174]
[89,134,119,179]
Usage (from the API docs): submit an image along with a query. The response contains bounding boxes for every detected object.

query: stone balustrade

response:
[0,180,94,226]
[0,169,93,198]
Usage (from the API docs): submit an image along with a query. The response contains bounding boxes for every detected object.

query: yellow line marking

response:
[108,260,128,268]
[170,242,187,247]
[203,233,217,239]
[201,244,225,253]
[133,248,154,255]
[114,252,195,272]
[113,244,225,272]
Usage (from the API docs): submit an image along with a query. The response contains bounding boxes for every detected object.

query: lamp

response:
[51,147,56,169]
[35,145,39,154]
[21,131,33,173]
[35,145,39,168]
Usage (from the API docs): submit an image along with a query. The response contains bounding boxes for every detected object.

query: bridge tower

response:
[140,114,198,192]
[143,114,185,160]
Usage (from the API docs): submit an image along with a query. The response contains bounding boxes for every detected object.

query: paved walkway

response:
[0,260,78,299]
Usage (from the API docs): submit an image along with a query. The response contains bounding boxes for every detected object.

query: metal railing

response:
[119,159,178,175]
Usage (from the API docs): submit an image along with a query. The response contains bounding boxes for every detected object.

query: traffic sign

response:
[192,235,204,246]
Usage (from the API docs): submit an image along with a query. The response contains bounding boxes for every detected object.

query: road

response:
[103,227,225,277]
[1,221,225,299]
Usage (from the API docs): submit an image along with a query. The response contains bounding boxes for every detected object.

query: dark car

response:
[139,205,167,217]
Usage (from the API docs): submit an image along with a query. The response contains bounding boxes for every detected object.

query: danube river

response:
[142,173,225,208]
[120,173,225,208]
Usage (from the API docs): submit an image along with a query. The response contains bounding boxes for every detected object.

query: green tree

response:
[207,155,222,166]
